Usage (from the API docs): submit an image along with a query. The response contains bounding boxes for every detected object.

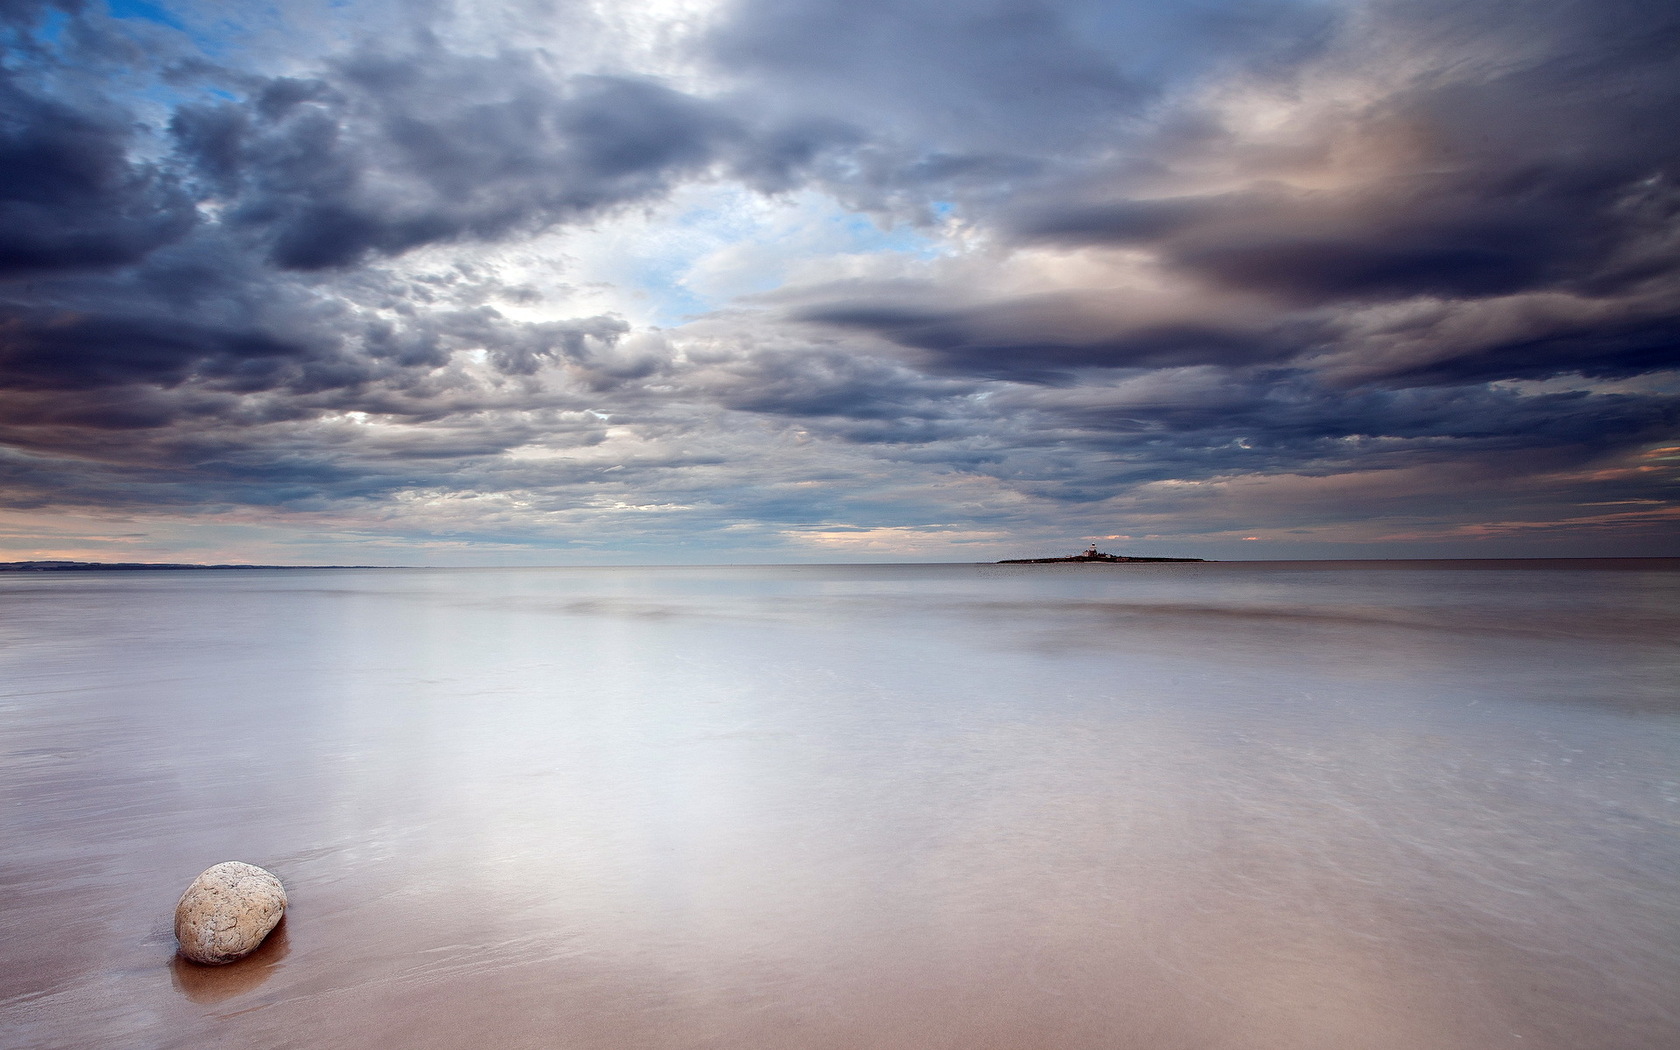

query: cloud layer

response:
[0,0,1676,562]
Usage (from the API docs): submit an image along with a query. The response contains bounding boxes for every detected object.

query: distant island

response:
[998,544,1207,564]
[0,560,382,572]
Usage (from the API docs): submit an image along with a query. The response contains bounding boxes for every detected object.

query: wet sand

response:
[2,562,1677,1048]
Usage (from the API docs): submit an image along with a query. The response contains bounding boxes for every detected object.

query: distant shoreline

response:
[0,561,387,572]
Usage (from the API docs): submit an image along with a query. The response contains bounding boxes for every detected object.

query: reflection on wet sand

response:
[0,563,1675,1049]
[169,919,289,1005]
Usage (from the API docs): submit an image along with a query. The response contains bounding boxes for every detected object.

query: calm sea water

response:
[2,561,1677,1049]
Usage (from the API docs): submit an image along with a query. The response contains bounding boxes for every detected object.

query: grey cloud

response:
[0,397,724,514]
[1012,172,1657,306]
[0,0,81,27]
[697,0,1343,229]
[699,345,968,418]
[1050,381,1680,468]
[173,56,741,270]
[778,0,1680,395]
[1347,303,1680,387]
[0,12,732,459]
[0,236,645,438]
[683,289,1678,509]
[710,0,1332,157]
[0,0,1675,557]
[927,375,1680,517]
[788,291,1326,381]
[0,306,316,392]
[1006,0,1680,318]
[0,75,196,274]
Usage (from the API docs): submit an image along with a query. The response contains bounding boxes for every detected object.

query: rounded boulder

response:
[173,861,288,965]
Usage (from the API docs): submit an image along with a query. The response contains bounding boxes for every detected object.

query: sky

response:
[0,0,1677,564]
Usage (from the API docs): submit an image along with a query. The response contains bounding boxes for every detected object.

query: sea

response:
[1,560,1677,1049]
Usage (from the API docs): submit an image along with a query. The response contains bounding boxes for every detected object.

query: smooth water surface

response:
[2,561,1678,1049]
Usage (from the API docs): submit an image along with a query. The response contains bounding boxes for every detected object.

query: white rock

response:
[174,861,287,965]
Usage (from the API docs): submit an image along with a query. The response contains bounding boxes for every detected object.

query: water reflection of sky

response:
[1,563,1677,1048]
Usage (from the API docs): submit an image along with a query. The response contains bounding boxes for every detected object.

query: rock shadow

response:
[169,916,290,1004]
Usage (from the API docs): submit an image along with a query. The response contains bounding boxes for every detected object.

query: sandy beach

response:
[2,562,1677,1049]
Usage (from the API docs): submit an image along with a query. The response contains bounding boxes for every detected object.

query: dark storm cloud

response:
[170,53,741,270]
[702,344,976,420]
[1013,185,1576,302]
[0,0,79,25]
[0,13,727,419]
[0,270,637,408]
[0,0,1675,555]
[1043,380,1680,470]
[1012,170,1676,309]
[1006,0,1680,312]
[0,74,196,274]
[0,305,314,391]
[762,0,1680,400]
[833,371,1680,521]
[1352,302,1680,387]
[796,296,1324,381]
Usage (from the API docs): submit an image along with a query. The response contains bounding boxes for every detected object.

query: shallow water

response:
[2,561,1677,1049]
